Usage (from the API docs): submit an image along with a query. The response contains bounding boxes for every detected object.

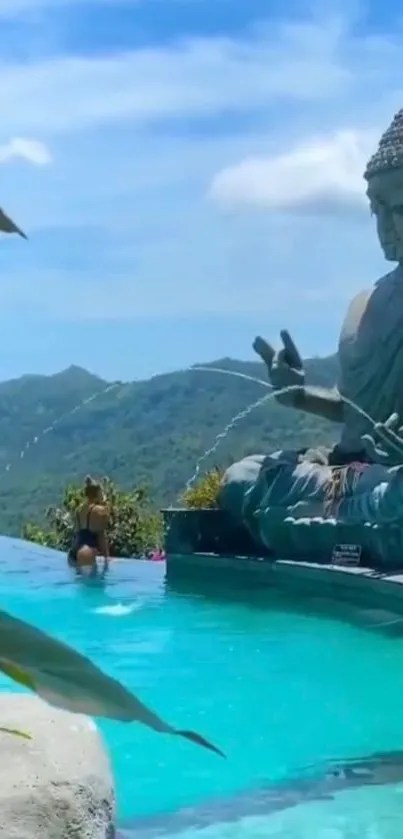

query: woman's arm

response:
[97,505,110,563]
[98,532,110,562]
[72,507,80,532]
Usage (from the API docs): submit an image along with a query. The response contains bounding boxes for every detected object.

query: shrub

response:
[180,467,223,509]
[22,477,162,558]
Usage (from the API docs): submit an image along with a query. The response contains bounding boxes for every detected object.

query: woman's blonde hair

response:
[83,475,102,500]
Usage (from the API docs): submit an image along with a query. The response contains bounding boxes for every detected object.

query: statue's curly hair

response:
[365,109,403,180]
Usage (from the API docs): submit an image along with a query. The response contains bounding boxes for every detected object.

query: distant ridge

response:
[0,354,339,535]
[51,365,106,387]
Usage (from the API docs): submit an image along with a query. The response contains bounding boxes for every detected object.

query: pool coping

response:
[166,552,403,613]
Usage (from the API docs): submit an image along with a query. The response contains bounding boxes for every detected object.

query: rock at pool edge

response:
[0,693,115,838]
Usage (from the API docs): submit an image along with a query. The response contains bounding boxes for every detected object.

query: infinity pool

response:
[1,536,403,838]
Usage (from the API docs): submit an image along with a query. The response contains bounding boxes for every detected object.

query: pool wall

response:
[166,551,403,614]
[163,508,403,613]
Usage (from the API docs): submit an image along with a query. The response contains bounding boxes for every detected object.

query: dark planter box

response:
[162,507,273,558]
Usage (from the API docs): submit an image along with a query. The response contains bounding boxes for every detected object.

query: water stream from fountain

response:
[0,365,393,525]
[180,367,381,499]
[0,380,128,478]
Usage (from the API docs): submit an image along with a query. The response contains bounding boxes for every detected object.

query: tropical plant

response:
[180,468,224,509]
[0,607,223,756]
[0,207,26,238]
[22,477,163,557]
[0,724,30,739]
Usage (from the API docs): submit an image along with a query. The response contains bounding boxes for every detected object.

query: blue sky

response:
[0,0,401,381]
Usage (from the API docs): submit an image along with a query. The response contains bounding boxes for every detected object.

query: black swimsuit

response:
[67,505,100,566]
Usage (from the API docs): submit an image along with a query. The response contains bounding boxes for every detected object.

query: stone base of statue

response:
[219,452,403,568]
[164,452,403,571]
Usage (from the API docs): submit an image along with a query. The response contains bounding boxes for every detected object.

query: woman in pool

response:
[67,476,110,574]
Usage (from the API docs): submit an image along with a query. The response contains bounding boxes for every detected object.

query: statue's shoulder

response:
[339,288,372,346]
[340,268,402,345]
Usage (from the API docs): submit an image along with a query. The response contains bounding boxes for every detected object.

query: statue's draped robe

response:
[218,453,403,565]
[217,268,403,566]
[338,266,403,455]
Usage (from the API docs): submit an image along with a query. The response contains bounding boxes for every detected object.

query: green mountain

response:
[0,355,340,535]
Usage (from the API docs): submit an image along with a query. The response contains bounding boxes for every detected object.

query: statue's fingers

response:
[384,412,400,431]
[361,434,389,463]
[373,425,403,459]
[275,353,304,383]
[380,428,403,448]
[375,421,403,448]
[276,349,289,367]
[253,336,275,368]
[361,433,376,455]
[375,413,402,447]
[280,330,303,370]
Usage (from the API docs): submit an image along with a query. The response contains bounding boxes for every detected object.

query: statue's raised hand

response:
[253,330,305,406]
[361,413,403,467]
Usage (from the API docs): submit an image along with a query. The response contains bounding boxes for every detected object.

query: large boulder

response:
[0,693,115,838]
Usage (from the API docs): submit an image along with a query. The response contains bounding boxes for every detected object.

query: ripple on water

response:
[1,538,403,837]
[93,603,145,616]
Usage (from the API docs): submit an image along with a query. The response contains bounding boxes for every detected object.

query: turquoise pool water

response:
[2,538,403,838]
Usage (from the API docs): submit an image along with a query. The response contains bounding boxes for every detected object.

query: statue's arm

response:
[295,385,344,424]
[252,332,344,424]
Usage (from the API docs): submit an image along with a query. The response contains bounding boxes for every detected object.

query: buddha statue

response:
[254,108,403,468]
[217,110,403,567]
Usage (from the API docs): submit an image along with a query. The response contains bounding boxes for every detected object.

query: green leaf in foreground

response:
[0,609,224,758]
[0,726,31,740]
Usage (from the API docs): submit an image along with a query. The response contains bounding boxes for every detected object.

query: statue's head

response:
[365,110,403,263]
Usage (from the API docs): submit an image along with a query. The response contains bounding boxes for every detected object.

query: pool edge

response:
[166,553,403,613]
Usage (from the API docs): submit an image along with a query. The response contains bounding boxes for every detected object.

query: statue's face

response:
[366,171,403,262]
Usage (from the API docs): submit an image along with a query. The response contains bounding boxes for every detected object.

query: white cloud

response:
[0,12,397,152]
[0,19,352,136]
[0,138,51,166]
[0,5,398,332]
[208,129,378,214]
[0,12,397,143]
